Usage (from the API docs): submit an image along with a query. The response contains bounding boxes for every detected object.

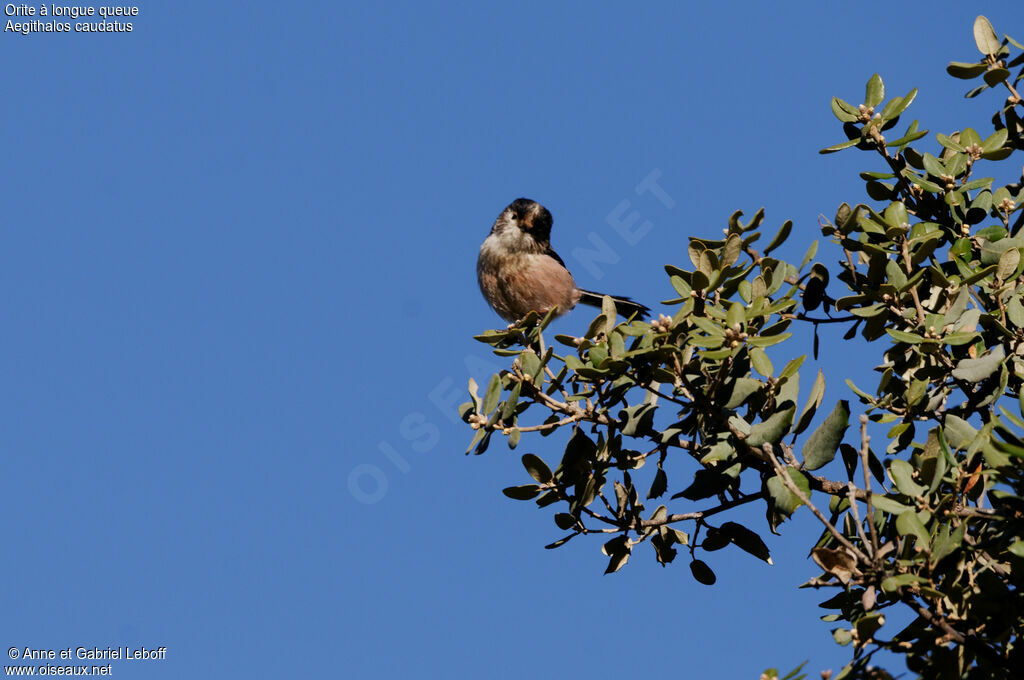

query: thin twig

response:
[640,491,767,528]
[791,313,858,324]
[580,505,620,527]
[544,363,573,404]
[899,594,1001,663]
[762,443,870,564]
[900,238,927,324]
[846,481,872,557]
[489,414,582,434]
[630,374,690,407]
[987,53,1023,105]
[859,415,881,556]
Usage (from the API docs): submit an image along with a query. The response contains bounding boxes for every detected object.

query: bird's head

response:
[489,198,554,249]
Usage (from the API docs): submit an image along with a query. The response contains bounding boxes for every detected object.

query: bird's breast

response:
[477,240,579,321]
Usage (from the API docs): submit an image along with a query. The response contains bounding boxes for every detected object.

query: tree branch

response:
[640,491,767,528]
[762,443,871,564]
[859,415,881,557]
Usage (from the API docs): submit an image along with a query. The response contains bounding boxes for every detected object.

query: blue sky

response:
[1,2,1017,678]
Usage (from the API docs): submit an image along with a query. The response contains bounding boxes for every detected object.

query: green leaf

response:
[669,274,691,299]
[502,484,540,500]
[896,511,930,548]
[1007,297,1024,328]
[880,88,917,120]
[865,73,884,108]
[881,573,926,592]
[948,151,970,178]
[946,61,988,79]
[802,400,850,471]
[519,351,541,382]
[855,612,885,643]
[725,378,763,409]
[888,459,927,496]
[800,240,819,271]
[720,521,772,564]
[619,403,657,437]
[467,377,482,410]
[845,378,874,402]
[670,528,689,545]
[767,466,809,516]
[501,382,522,420]
[764,220,793,255]
[982,146,1013,161]
[702,527,731,551]
[726,301,745,329]
[750,347,773,377]
[722,233,744,268]
[952,346,1005,381]
[882,201,909,229]
[602,536,631,574]
[779,661,808,680]
[960,263,996,286]
[833,628,853,646]
[794,370,826,435]
[600,298,619,338]
[543,534,575,549]
[922,152,945,178]
[552,516,577,532]
[554,513,576,530]
[973,15,1001,55]
[984,67,1011,87]
[866,181,895,201]
[482,374,501,414]
[831,97,859,122]
[998,247,1020,280]
[698,250,718,278]
[647,467,667,500]
[521,453,553,484]
[689,559,717,585]
[674,468,734,501]
[982,127,1008,153]
[903,171,943,193]
[931,522,965,564]
[613,480,629,516]
[747,333,792,348]
[936,133,966,152]
[887,125,929,148]
[886,329,925,344]
[466,428,489,455]
[820,139,860,154]
[965,84,989,99]
[944,415,978,451]
[963,177,994,191]
[747,407,796,447]
[960,127,983,148]
[457,401,476,422]
[538,490,562,507]
[870,494,912,515]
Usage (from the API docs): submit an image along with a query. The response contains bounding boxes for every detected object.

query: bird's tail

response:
[578,289,651,320]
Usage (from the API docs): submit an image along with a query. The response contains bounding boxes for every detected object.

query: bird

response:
[477,198,650,323]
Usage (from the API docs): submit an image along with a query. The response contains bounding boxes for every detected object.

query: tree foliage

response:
[461,16,1024,680]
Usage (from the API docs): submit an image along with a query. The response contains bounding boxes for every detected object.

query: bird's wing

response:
[544,245,567,268]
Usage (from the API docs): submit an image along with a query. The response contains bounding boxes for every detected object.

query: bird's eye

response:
[509,213,517,220]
